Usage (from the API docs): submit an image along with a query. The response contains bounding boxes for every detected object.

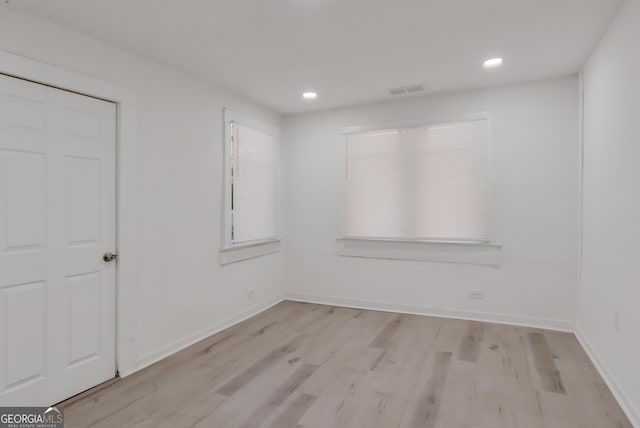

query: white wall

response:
[282,76,580,329]
[580,0,640,424]
[0,8,285,371]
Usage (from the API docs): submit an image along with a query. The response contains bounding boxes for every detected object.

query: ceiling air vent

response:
[387,84,425,96]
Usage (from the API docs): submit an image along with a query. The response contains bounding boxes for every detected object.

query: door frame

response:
[0,51,140,377]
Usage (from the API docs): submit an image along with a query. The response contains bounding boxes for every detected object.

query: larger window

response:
[342,117,490,242]
[223,110,279,249]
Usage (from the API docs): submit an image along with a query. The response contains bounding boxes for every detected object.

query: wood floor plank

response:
[297,359,373,427]
[195,356,312,428]
[217,334,303,396]
[555,359,633,428]
[360,319,441,427]
[298,310,391,397]
[434,360,475,428]
[132,390,228,428]
[495,326,546,428]
[370,314,440,374]
[469,390,513,428]
[458,321,485,362]
[323,315,437,428]
[433,318,467,356]
[264,393,317,428]
[369,314,403,349]
[475,325,509,394]
[402,351,453,428]
[238,363,318,428]
[61,302,632,428]
[542,330,590,364]
[526,332,567,394]
[496,324,537,388]
[297,307,377,366]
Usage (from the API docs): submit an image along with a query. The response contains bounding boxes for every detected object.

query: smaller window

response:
[223,110,279,249]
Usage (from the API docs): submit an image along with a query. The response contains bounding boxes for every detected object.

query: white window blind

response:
[343,119,490,241]
[229,122,278,245]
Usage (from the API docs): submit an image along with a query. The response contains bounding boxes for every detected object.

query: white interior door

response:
[0,74,116,406]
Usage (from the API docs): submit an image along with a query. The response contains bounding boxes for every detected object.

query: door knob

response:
[103,252,118,262]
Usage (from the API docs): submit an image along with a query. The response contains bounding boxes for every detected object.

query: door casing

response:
[0,50,140,379]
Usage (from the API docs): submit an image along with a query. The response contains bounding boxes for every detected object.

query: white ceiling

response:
[6,0,623,114]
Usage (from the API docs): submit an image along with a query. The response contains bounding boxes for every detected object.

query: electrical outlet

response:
[469,289,485,300]
[246,289,255,300]
[613,312,620,332]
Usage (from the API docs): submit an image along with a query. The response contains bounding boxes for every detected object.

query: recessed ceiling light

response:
[302,92,317,99]
[483,58,503,68]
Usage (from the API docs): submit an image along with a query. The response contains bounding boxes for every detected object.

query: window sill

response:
[336,237,501,266]
[220,239,281,265]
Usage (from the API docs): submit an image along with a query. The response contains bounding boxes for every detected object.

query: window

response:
[342,117,490,242]
[223,110,279,251]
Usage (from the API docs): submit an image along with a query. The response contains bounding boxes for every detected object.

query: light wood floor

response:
[62,301,632,428]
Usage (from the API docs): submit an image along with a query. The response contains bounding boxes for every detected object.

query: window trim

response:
[219,238,281,265]
[338,111,496,248]
[221,109,280,255]
[336,237,502,266]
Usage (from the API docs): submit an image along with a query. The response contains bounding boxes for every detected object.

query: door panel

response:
[6,151,47,249]
[0,74,116,406]
[6,282,45,387]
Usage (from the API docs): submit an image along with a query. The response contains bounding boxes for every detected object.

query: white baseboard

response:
[575,325,639,428]
[284,292,574,332]
[127,294,285,376]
